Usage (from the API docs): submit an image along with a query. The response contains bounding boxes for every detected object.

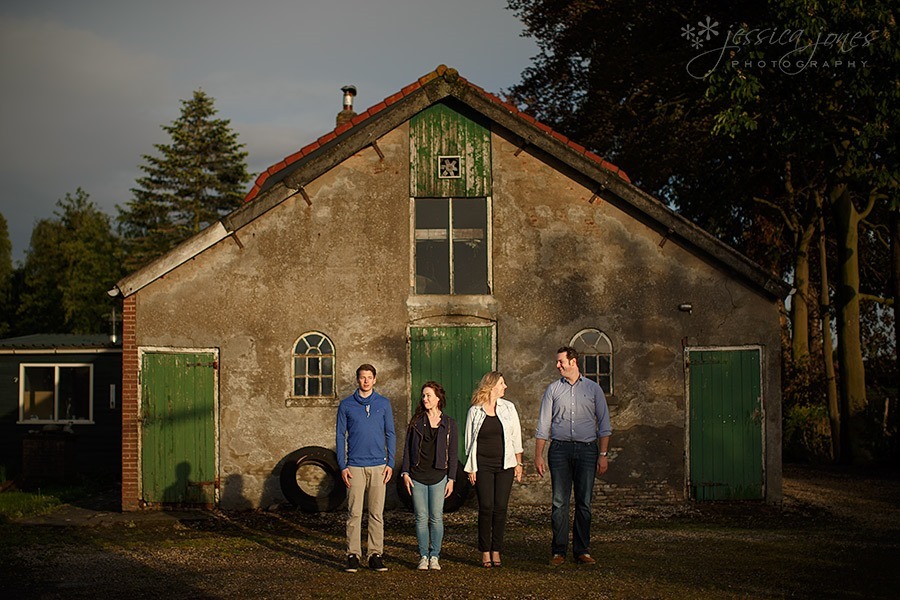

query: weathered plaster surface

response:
[133,121,782,509]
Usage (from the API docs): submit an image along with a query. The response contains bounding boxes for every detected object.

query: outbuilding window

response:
[570,329,613,394]
[414,197,490,294]
[292,332,335,397]
[19,364,93,424]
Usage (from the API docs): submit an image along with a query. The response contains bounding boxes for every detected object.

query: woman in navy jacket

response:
[400,381,458,570]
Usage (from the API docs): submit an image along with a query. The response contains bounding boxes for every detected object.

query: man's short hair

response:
[356,363,377,378]
[557,346,579,361]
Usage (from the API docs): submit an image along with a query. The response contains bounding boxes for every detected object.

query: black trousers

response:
[474,467,515,552]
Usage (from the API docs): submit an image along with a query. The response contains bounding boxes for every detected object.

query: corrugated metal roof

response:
[0,334,119,350]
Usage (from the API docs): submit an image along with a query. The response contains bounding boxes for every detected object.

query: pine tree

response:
[17,189,124,334]
[118,90,251,271]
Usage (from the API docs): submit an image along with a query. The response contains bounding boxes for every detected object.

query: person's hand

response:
[403,473,413,495]
[514,464,524,483]
[468,472,476,485]
[383,465,393,484]
[341,468,352,488]
[597,455,609,476]
[534,456,546,478]
[444,478,455,498]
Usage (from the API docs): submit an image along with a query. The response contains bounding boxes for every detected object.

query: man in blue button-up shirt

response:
[534,346,612,566]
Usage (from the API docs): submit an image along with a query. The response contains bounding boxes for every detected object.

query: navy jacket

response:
[401,413,458,481]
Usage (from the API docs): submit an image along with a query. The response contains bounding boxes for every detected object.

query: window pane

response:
[599,355,611,374]
[294,358,306,376]
[600,375,611,394]
[306,334,322,350]
[322,356,333,376]
[581,330,600,347]
[453,198,486,229]
[58,366,90,421]
[309,357,320,376]
[416,198,449,229]
[416,240,450,294]
[322,378,333,396]
[453,198,488,294]
[294,378,304,396]
[308,378,320,396]
[320,339,333,355]
[585,355,598,374]
[23,366,55,420]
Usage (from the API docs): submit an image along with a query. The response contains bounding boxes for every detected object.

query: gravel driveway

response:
[3,463,898,599]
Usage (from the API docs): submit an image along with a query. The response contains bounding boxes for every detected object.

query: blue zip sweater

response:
[336,389,396,470]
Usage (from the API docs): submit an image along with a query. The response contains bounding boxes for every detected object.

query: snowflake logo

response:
[682,16,720,48]
[697,16,719,40]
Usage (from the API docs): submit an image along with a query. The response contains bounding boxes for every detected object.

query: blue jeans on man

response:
[410,475,447,558]
[548,440,598,557]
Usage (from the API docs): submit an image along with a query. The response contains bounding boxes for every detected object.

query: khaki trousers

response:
[346,465,386,557]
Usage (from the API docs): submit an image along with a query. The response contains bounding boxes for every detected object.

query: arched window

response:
[293,332,335,397]
[570,328,613,394]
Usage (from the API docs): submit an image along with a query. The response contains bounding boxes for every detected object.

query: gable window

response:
[19,364,93,423]
[293,332,335,397]
[415,197,489,295]
[570,329,613,394]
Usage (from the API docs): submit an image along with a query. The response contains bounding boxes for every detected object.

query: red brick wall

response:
[121,295,140,511]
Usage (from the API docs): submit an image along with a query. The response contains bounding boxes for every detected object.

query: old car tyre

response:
[280,446,345,513]
[395,460,470,513]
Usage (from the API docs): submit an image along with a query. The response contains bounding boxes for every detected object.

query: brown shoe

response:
[576,554,596,565]
[550,554,565,566]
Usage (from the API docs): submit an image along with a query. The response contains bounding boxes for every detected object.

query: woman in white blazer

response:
[464,371,524,568]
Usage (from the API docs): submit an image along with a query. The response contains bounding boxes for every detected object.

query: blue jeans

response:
[410,476,447,558]
[548,440,598,557]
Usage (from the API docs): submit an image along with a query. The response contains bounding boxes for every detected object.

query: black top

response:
[412,425,446,485]
[476,414,505,471]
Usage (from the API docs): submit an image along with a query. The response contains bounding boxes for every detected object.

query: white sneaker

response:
[417,556,429,570]
[429,556,441,570]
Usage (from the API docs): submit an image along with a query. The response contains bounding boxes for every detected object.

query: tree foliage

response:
[17,189,123,335]
[0,213,12,337]
[507,0,898,462]
[118,89,251,271]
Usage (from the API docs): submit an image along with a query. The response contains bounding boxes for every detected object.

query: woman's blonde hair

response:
[471,371,503,406]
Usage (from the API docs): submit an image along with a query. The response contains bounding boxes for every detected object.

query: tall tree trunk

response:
[818,195,840,461]
[792,222,817,362]
[891,204,900,450]
[830,184,871,464]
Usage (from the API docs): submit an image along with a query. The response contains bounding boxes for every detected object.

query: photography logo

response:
[682,16,720,50]
[682,16,876,79]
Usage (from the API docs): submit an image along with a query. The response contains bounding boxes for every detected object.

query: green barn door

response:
[410,326,493,461]
[141,351,217,506]
[688,348,763,500]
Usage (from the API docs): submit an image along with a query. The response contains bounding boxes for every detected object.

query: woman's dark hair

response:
[408,381,446,430]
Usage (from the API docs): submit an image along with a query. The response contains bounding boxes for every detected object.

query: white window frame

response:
[18,363,94,424]
[291,332,336,399]
[570,328,614,395]
[410,196,493,295]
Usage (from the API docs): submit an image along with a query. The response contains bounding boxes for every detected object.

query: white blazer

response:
[463,398,524,473]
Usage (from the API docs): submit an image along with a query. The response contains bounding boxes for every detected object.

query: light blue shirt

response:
[535,376,612,443]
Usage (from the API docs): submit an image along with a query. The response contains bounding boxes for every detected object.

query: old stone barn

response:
[112,66,788,511]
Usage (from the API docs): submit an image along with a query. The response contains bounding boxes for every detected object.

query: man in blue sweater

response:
[336,363,396,572]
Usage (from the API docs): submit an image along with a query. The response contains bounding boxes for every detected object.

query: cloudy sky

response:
[0,0,538,263]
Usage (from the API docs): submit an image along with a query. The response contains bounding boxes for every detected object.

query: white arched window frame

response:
[292,332,335,398]
[570,328,613,395]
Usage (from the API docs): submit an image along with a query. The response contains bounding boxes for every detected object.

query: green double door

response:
[688,348,764,500]
[409,326,493,461]
[141,351,218,506]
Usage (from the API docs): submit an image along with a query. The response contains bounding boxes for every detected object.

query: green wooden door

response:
[688,348,763,500]
[141,351,217,506]
[410,326,493,461]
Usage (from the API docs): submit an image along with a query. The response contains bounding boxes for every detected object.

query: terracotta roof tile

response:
[243,66,631,203]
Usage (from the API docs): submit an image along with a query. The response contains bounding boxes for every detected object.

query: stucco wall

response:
[131,121,782,509]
